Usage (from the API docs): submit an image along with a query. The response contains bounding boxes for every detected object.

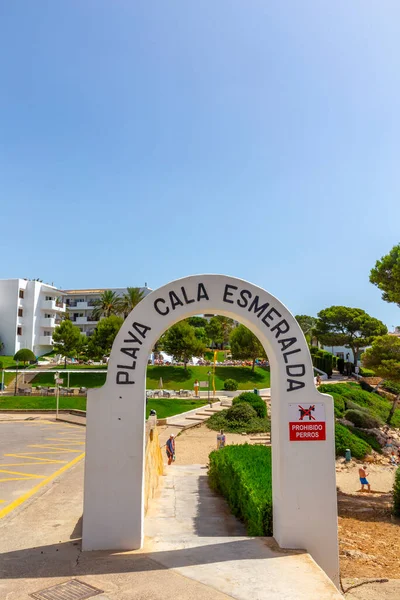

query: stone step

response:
[185,416,207,421]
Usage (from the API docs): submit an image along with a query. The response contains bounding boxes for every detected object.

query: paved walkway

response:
[145,464,342,600]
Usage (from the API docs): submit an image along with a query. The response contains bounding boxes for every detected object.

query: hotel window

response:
[45,296,54,301]
[18,308,23,317]
[19,289,24,299]
[17,326,22,335]
[43,331,51,337]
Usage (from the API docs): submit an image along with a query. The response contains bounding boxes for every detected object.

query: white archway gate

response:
[82,275,339,585]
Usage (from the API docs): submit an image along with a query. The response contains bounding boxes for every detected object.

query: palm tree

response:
[121,287,145,318]
[91,290,123,320]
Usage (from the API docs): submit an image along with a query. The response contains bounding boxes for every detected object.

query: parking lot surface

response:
[0,419,85,519]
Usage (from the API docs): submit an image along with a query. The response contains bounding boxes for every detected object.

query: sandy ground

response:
[336,459,396,495]
[170,423,400,599]
[172,424,255,464]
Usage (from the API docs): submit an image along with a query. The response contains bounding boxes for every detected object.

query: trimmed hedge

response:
[208,444,272,535]
[207,409,271,434]
[335,423,371,459]
[393,467,400,517]
[233,391,267,418]
[344,409,383,429]
[310,347,336,377]
[359,367,375,377]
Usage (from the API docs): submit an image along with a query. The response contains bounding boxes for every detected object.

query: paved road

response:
[0,418,85,519]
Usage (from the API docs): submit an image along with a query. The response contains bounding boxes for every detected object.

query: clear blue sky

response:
[1,2,399,328]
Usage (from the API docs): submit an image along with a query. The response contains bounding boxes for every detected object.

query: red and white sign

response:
[288,403,326,441]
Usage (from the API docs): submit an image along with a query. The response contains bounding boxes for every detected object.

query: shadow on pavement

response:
[0,537,304,580]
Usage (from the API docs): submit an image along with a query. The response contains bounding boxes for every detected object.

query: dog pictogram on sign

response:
[288,403,326,441]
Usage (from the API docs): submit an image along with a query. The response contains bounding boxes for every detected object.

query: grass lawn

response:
[31,372,107,388]
[29,365,270,390]
[0,396,205,419]
[204,350,226,362]
[146,365,270,390]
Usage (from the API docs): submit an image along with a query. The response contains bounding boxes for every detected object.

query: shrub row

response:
[208,444,272,535]
[335,423,371,459]
[347,427,383,454]
[310,347,336,377]
[359,367,375,377]
[319,383,400,428]
[344,408,383,429]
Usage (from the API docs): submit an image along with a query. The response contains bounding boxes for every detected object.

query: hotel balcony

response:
[39,335,53,345]
[42,299,65,312]
[41,317,56,328]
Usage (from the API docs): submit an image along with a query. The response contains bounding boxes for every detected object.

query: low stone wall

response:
[144,416,164,514]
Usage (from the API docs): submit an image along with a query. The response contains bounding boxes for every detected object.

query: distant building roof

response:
[63,287,151,295]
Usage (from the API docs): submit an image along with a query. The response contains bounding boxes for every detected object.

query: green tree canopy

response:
[205,317,223,348]
[193,326,210,345]
[229,324,266,371]
[187,316,208,328]
[314,306,387,367]
[295,315,317,345]
[214,315,235,348]
[91,290,123,320]
[87,315,124,359]
[52,320,85,368]
[121,287,145,318]
[362,335,400,424]
[370,244,400,307]
[13,348,36,364]
[162,321,206,370]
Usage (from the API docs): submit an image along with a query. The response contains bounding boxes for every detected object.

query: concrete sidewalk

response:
[0,460,232,600]
[145,464,342,600]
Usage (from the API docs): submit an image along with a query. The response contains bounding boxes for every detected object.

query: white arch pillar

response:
[82,275,339,585]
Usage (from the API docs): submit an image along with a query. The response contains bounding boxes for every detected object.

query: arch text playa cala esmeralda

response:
[82,274,339,586]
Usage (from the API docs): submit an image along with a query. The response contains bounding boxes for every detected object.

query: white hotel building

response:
[0,279,65,357]
[0,280,151,357]
[63,287,150,337]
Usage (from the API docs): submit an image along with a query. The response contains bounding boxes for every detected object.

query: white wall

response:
[0,279,19,355]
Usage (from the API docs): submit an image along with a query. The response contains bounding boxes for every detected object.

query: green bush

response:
[233,392,267,418]
[311,349,335,377]
[335,423,371,459]
[226,403,257,422]
[393,467,400,517]
[382,380,400,395]
[319,382,400,427]
[360,380,374,393]
[207,409,271,434]
[224,378,238,391]
[208,444,272,535]
[344,409,383,429]
[13,349,36,364]
[359,367,375,377]
[348,427,383,453]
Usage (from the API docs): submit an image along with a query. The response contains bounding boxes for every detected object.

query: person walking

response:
[217,430,226,450]
[166,434,175,465]
[358,465,371,492]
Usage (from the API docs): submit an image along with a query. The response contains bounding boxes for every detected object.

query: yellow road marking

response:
[5,454,69,463]
[0,476,44,482]
[0,469,46,478]
[0,452,85,519]
[45,439,84,444]
[0,461,68,466]
[28,445,83,452]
